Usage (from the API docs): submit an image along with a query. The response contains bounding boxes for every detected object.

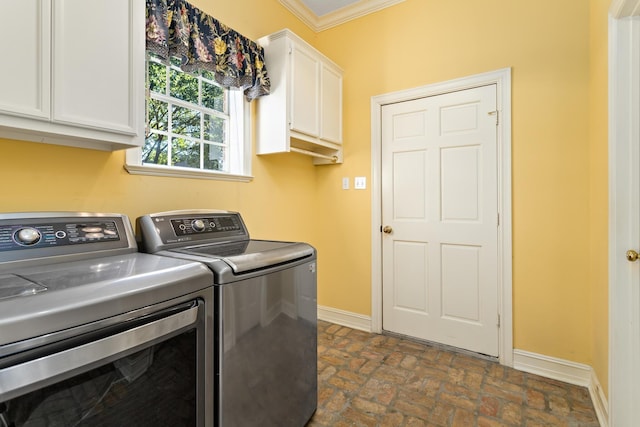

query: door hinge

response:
[497,314,501,328]
[488,110,499,125]
[497,213,500,226]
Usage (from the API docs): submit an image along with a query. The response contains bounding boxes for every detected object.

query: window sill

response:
[124,163,253,182]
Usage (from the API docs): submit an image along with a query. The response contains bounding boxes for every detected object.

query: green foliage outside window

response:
[144,55,228,171]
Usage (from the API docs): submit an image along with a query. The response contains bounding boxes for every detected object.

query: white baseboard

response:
[514,349,608,427]
[589,369,609,427]
[317,305,371,332]
[513,349,592,386]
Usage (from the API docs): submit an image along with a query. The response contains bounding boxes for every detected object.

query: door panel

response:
[441,146,480,221]
[441,102,479,134]
[393,150,428,219]
[393,241,429,312]
[441,244,480,322]
[382,84,499,356]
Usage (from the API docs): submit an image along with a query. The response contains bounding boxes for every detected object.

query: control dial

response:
[191,219,206,232]
[15,227,42,245]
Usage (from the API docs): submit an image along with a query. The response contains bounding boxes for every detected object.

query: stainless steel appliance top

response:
[0,212,212,348]
[137,210,316,282]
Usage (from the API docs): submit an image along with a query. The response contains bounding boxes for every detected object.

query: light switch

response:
[354,177,366,189]
[342,177,350,190]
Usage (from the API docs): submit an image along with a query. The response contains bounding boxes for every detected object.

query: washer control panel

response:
[0,213,136,267]
[0,219,121,252]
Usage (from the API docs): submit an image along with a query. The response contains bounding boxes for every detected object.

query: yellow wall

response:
[0,0,318,245]
[0,0,610,391]
[313,0,605,369]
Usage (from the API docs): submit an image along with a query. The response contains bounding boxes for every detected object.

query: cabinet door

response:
[290,43,319,138]
[52,0,142,135]
[320,64,342,144]
[0,0,50,119]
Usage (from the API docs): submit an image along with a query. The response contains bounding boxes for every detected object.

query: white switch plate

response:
[342,177,350,190]
[354,177,366,189]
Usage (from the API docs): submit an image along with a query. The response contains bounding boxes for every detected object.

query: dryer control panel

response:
[137,210,249,253]
[170,215,243,237]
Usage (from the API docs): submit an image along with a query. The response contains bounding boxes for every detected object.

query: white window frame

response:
[125,56,253,182]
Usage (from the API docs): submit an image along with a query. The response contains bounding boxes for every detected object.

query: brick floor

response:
[307,321,600,427]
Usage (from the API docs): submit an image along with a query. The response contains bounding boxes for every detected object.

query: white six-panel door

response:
[609,8,640,425]
[381,84,499,356]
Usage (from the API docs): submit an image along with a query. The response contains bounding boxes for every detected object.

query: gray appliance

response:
[0,212,214,426]
[137,210,317,427]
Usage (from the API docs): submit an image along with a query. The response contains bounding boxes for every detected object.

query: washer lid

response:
[175,240,314,273]
[0,274,47,300]
[0,253,212,348]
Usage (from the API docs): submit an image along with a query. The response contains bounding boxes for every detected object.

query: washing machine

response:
[0,212,214,426]
[137,209,317,427]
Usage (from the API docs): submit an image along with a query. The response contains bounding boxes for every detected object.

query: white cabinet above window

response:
[257,29,343,165]
[0,0,144,151]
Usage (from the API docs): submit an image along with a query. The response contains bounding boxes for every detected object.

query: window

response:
[125,54,251,181]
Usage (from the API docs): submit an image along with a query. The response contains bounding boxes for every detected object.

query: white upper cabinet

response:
[290,43,320,139]
[257,29,343,164]
[0,0,145,151]
[320,64,342,144]
[0,0,51,120]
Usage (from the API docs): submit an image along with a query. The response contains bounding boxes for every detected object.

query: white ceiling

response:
[279,0,405,32]
[300,0,362,17]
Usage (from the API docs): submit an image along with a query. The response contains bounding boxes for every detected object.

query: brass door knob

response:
[382,226,393,234]
[627,250,639,262]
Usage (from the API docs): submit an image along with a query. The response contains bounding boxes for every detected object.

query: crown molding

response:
[279,0,405,32]
[610,0,640,18]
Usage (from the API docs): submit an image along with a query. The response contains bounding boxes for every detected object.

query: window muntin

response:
[125,54,250,182]
[141,55,230,172]
[142,54,243,174]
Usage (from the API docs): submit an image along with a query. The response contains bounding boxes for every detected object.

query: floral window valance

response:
[146,0,270,101]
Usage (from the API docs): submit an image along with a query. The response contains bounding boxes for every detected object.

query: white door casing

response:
[609,4,640,425]
[381,85,499,356]
[371,68,513,365]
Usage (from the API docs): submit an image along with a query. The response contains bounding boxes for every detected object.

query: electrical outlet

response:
[342,177,350,190]
[354,177,366,189]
